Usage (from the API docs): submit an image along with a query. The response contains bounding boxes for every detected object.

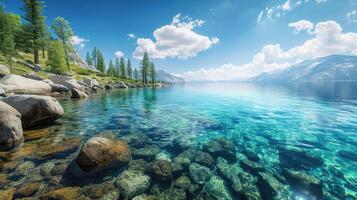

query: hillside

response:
[157,70,185,83]
[253,55,357,83]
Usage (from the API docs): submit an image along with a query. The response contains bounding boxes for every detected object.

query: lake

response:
[1,82,357,199]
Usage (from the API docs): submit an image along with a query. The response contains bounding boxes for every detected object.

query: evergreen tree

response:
[86,51,93,66]
[119,57,126,79]
[107,59,116,77]
[0,7,16,73]
[96,49,106,73]
[115,58,120,77]
[134,68,139,81]
[22,0,47,64]
[127,59,133,79]
[92,47,98,67]
[52,17,74,71]
[150,62,156,83]
[48,40,67,75]
[141,52,151,84]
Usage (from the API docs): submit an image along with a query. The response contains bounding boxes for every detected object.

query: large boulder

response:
[0,101,23,150]
[0,64,10,75]
[76,137,131,172]
[24,72,44,81]
[0,74,51,95]
[205,176,233,200]
[0,86,4,97]
[188,163,211,185]
[148,159,173,182]
[2,95,64,129]
[83,78,100,88]
[49,75,87,98]
[115,170,151,199]
[0,83,12,96]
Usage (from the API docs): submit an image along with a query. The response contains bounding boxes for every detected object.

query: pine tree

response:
[96,49,106,73]
[52,17,74,71]
[92,47,98,67]
[107,59,116,77]
[119,57,126,79]
[115,58,120,78]
[150,62,156,83]
[86,51,93,66]
[0,7,16,73]
[22,0,47,64]
[48,40,67,75]
[134,68,139,81]
[127,59,133,79]
[141,52,151,84]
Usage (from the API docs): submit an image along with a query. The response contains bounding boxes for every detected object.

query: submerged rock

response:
[216,157,243,192]
[100,190,120,200]
[278,147,323,170]
[2,95,64,129]
[132,194,157,200]
[148,159,173,182]
[133,145,161,161]
[40,187,80,200]
[159,188,186,200]
[282,169,323,200]
[203,138,237,161]
[128,159,150,173]
[0,101,23,150]
[0,74,51,95]
[258,172,293,199]
[205,175,233,200]
[115,170,151,199]
[155,152,171,162]
[189,163,211,184]
[14,182,41,198]
[76,137,131,172]
[174,175,191,190]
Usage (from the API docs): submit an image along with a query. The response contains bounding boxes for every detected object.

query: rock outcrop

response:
[49,75,87,98]
[0,101,23,150]
[76,137,131,172]
[2,95,64,129]
[0,74,52,95]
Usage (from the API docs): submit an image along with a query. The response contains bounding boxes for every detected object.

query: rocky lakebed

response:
[0,73,356,200]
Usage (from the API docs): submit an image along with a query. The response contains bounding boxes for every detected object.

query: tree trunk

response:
[42,48,45,59]
[34,50,39,64]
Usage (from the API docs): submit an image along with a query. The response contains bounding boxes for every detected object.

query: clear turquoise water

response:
[2,82,357,199]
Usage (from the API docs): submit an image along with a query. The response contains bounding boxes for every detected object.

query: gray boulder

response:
[0,101,23,150]
[115,170,151,199]
[49,75,87,98]
[72,88,88,99]
[0,64,10,75]
[2,95,64,129]
[0,86,4,97]
[0,74,52,95]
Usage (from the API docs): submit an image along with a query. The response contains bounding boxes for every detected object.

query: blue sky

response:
[4,0,357,81]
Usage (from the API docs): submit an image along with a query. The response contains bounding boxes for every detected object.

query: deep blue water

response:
[2,82,357,199]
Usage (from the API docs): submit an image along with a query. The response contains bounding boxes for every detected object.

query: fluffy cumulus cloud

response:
[347,10,357,23]
[288,20,314,34]
[70,36,88,48]
[257,0,327,23]
[115,51,124,58]
[133,14,219,59]
[182,20,357,82]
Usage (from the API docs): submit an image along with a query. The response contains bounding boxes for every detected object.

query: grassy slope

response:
[0,52,137,85]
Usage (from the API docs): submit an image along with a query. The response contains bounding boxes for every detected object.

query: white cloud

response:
[257,0,327,23]
[288,20,314,34]
[115,51,124,58]
[128,33,136,39]
[70,36,88,48]
[182,20,357,82]
[133,13,219,59]
[347,10,357,23]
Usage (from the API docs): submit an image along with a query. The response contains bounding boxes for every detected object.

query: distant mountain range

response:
[252,55,357,83]
[157,70,185,83]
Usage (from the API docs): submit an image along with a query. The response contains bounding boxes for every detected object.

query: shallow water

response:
[1,82,357,199]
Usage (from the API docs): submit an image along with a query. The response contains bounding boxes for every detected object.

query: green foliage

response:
[92,47,98,67]
[48,40,67,75]
[0,6,16,72]
[141,52,151,84]
[107,59,116,77]
[150,62,156,83]
[52,17,74,71]
[86,51,93,66]
[119,57,126,78]
[127,59,133,79]
[96,49,106,73]
[115,58,120,77]
[22,0,47,64]
[134,67,139,81]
